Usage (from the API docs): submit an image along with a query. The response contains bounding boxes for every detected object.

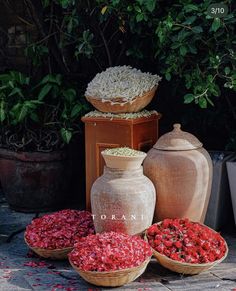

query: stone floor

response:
[0,198,236,291]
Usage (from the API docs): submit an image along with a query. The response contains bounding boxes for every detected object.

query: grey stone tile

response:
[103,282,170,290]
[211,268,236,281]
[0,269,32,290]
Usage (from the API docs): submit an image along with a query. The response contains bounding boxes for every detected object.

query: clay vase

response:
[143,124,213,223]
[91,154,156,235]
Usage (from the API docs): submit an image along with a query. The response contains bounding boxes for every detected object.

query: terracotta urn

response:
[143,124,213,223]
[91,153,156,235]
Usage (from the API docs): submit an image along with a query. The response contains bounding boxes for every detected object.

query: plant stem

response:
[99,27,112,66]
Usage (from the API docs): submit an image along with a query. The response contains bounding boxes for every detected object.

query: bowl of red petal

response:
[68,231,152,287]
[24,209,95,260]
[145,218,228,275]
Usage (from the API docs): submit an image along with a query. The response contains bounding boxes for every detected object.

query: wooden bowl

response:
[69,257,151,287]
[86,85,157,113]
[144,222,228,275]
[24,236,73,260]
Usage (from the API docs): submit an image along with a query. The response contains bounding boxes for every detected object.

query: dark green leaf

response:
[38,84,52,100]
[211,18,221,32]
[134,6,142,13]
[39,75,50,85]
[112,0,120,4]
[61,128,72,144]
[25,77,30,85]
[136,13,143,22]
[9,88,24,98]
[63,88,76,102]
[59,0,71,8]
[157,30,165,43]
[55,74,62,85]
[184,93,194,104]
[11,103,28,123]
[171,42,181,49]
[0,100,6,122]
[145,0,156,12]
[24,101,39,109]
[8,81,14,88]
[71,103,82,118]
[224,67,231,75]
[184,4,198,13]
[178,30,191,41]
[188,44,197,54]
[199,97,207,108]
[182,16,197,25]
[180,46,187,56]
[67,18,73,33]
[192,26,203,33]
[165,72,171,81]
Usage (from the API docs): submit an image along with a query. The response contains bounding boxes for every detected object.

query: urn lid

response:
[153,123,203,151]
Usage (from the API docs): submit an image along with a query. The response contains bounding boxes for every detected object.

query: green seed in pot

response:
[103,147,145,157]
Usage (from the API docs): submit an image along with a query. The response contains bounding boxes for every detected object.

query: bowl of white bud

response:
[85,66,161,113]
[101,147,147,170]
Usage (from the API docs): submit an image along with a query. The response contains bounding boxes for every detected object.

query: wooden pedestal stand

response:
[82,113,161,210]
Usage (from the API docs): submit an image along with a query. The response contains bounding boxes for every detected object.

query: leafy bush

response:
[153,1,236,108]
[0,71,87,151]
[23,0,235,109]
[2,0,236,149]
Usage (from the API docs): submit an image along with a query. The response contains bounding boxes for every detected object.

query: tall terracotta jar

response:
[91,152,156,235]
[143,124,213,223]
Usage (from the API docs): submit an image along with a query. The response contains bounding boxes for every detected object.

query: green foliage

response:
[17,0,236,108]
[152,1,236,108]
[0,71,87,149]
[25,44,49,66]
[75,30,94,59]
[4,0,236,149]
[0,71,33,124]
[26,0,235,109]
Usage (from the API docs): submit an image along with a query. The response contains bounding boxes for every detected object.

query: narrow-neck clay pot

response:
[91,157,156,235]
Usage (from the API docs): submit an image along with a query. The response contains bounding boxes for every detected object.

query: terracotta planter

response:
[143,124,213,223]
[91,159,156,235]
[0,149,70,212]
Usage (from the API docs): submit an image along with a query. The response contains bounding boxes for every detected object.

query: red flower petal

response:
[68,232,152,271]
[25,210,95,249]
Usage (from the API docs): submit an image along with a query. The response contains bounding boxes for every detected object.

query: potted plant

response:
[0,71,87,212]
